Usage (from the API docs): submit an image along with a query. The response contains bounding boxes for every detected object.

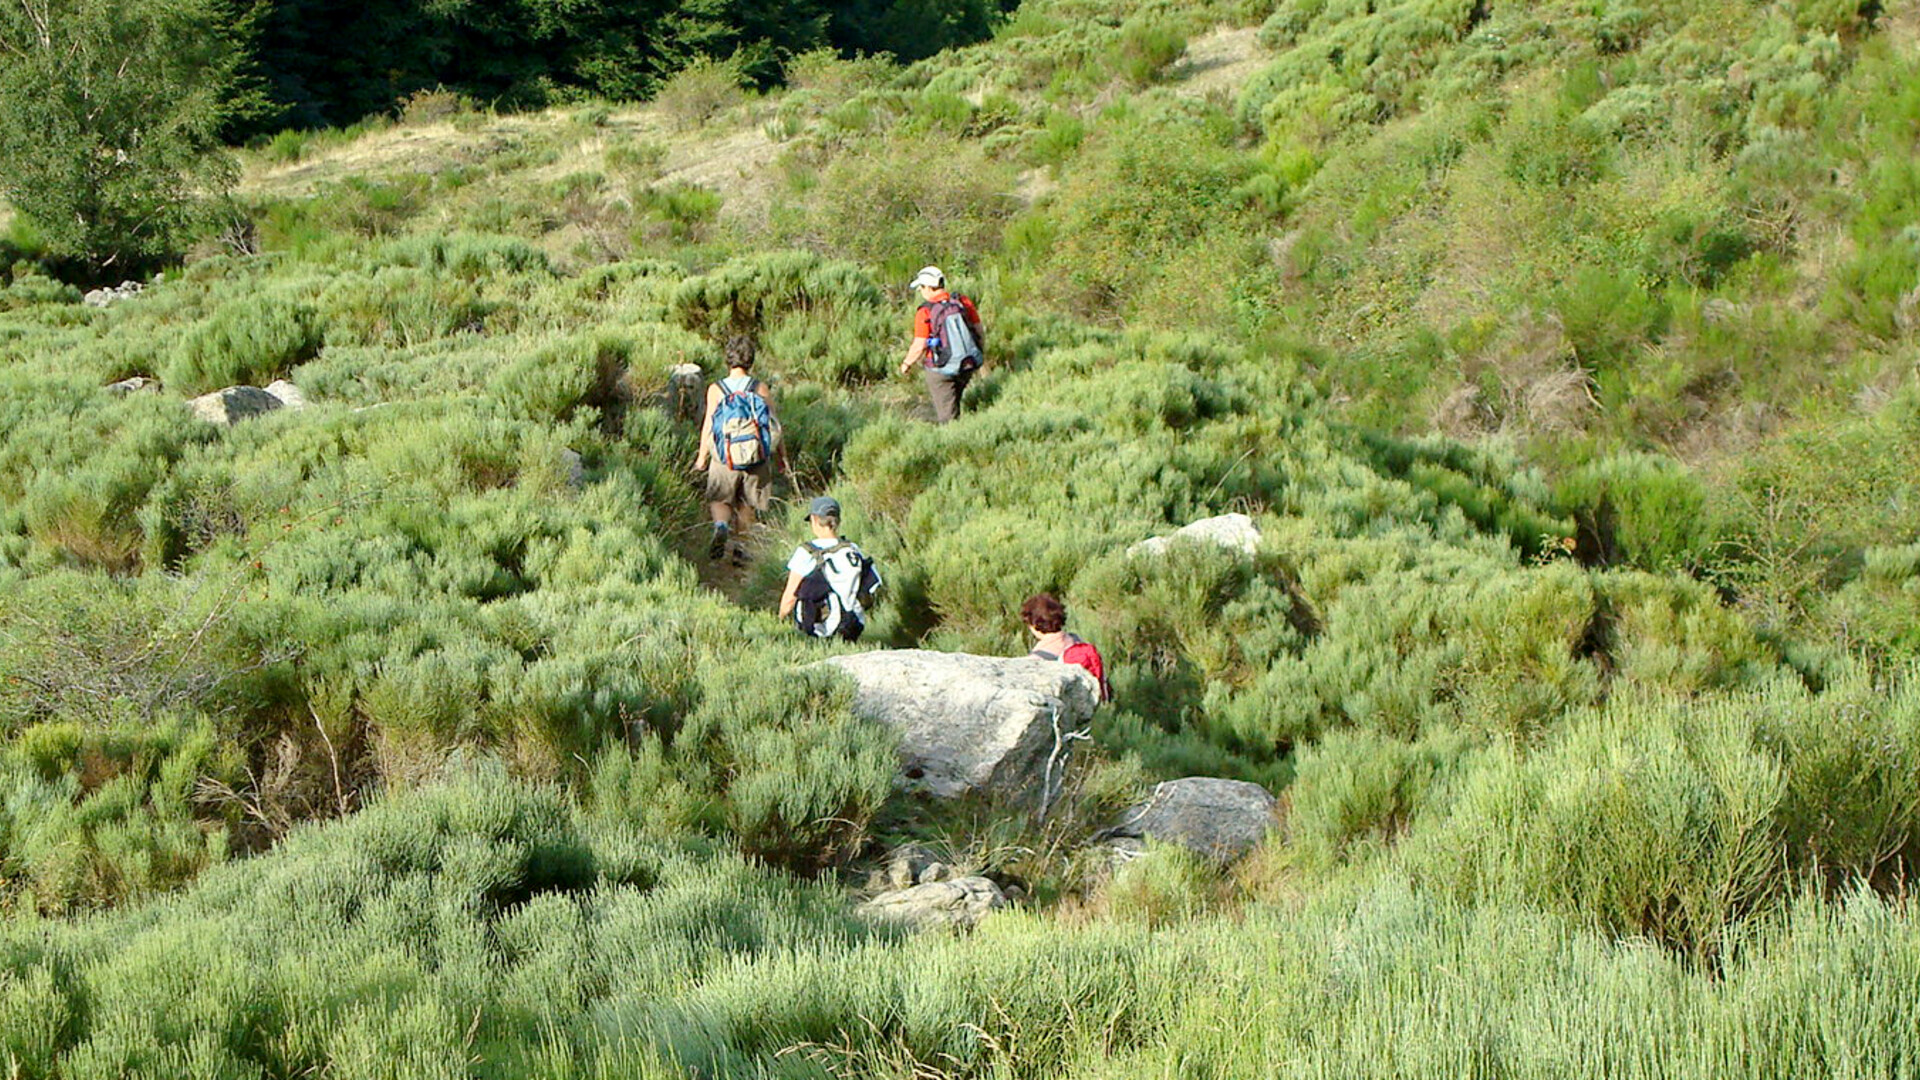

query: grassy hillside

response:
[2,0,1920,1074]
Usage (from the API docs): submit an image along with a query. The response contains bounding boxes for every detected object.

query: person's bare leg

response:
[707,500,732,558]
[731,503,757,564]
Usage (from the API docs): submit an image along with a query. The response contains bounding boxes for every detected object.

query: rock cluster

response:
[857,876,1007,931]
[83,279,149,308]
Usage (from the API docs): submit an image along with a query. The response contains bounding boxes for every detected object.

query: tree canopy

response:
[0,0,240,275]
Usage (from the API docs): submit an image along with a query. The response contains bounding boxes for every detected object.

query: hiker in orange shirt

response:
[896,266,985,424]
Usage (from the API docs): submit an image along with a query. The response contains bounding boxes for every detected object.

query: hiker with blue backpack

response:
[693,334,784,564]
[896,266,984,424]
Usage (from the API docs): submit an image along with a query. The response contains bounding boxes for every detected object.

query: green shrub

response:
[675,665,896,873]
[1285,727,1479,869]
[1116,18,1186,87]
[653,57,747,131]
[165,293,324,394]
[1557,452,1718,572]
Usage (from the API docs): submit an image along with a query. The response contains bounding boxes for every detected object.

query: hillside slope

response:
[2,0,1920,1075]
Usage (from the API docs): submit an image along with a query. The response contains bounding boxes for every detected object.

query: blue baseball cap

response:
[809,496,841,518]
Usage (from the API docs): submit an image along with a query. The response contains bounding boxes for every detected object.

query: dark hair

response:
[724,334,756,371]
[1020,592,1067,634]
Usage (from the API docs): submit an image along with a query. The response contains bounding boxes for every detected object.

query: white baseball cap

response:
[908,266,945,289]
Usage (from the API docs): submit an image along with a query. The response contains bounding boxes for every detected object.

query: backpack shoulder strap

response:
[805,539,851,566]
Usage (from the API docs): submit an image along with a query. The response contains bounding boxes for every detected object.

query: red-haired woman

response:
[1020,592,1111,702]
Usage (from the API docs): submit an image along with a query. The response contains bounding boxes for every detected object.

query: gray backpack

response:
[924,297,982,377]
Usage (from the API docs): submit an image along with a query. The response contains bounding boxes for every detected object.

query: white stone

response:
[1129,513,1261,559]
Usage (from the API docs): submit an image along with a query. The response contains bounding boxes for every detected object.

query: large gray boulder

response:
[856,876,1007,931]
[815,650,1097,804]
[188,386,283,426]
[1130,513,1260,559]
[1104,777,1277,862]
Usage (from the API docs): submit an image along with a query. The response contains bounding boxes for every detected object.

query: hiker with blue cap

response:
[779,495,882,641]
[896,265,985,423]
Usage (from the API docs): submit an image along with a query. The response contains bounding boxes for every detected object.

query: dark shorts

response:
[704,459,771,510]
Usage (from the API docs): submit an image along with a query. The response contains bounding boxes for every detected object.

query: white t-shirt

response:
[787,538,877,634]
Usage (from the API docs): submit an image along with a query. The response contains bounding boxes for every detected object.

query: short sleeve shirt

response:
[787,539,876,620]
[913,290,981,340]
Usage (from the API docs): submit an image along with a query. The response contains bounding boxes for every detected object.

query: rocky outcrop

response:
[188,386,283,426]
[856,876,1006,931]
[105,376,159,396]
[83,280,148,308]
[1129,513,1261,559]
[263,380,308,411]
[1102,777,1277,863]
[814,650,1098,804]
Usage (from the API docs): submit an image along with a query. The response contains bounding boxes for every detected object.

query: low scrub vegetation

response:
[3,0,1920,1072]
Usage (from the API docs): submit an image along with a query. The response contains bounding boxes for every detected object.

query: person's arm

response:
[693,384,719,470]
[778,568,803,620]
[757,382,791,471]
[899,304,930,375]
[898,337,928,375]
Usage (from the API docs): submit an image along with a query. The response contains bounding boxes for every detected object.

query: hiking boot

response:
[707,523,729,561]
[729,542,750,568]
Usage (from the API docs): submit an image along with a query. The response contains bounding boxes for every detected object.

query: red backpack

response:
[1060,641,1112,703]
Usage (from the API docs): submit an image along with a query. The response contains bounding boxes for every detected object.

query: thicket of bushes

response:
[4,767,1920,1077]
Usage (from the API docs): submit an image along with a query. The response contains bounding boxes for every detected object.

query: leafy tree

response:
[0,0,240,275]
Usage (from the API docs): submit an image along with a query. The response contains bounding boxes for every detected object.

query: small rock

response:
[919,861,950,884]
[561,448,586,487]
[105,376,158,396]
[263,380,307,411]
[667,363,705,420]
[1103,777,1277,863]
[188,386,283,427]
[877,843,939,891]
[856,876,1007,931]
[1129,513,1261,559]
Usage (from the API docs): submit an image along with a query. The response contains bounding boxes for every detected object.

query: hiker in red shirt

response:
[896,265,984,424]
[1020,592,1112,702]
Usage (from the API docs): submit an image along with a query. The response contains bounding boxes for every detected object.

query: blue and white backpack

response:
[711,379,772,469]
